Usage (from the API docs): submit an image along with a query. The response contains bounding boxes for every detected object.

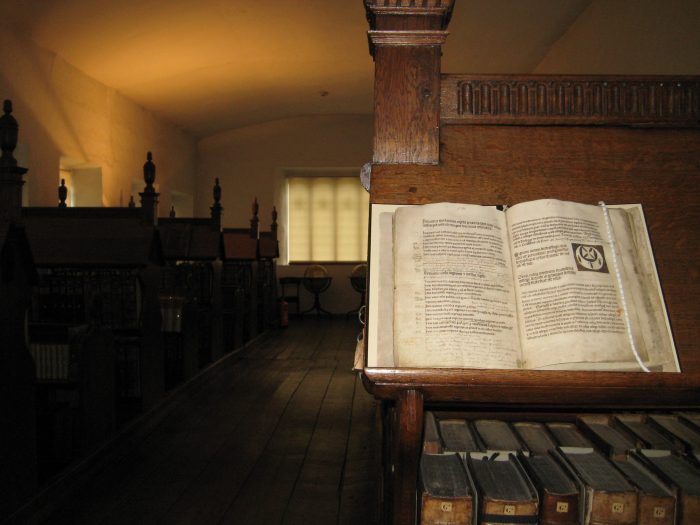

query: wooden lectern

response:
[360,1,700,523]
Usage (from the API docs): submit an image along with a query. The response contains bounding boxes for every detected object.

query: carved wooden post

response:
[0,100,27,224]
[139,152,159,225]
[210,177,223,231]
[365,0,454,164]
[0,100,37,516]
[210,177,225,359]
[393,389,423,525]
[363,3,454,524]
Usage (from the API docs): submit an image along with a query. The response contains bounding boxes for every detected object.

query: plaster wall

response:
[534,0,700,74]
[0,26,197,212]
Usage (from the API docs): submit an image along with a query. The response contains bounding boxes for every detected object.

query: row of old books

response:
[29,342,76,382]
[33,268,142,329]
[419,412,700,525]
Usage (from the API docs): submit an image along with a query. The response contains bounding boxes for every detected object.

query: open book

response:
[367,199,678,371]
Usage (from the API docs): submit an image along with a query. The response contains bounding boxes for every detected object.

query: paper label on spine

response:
[556,501,569,513]
[612,502,624,513]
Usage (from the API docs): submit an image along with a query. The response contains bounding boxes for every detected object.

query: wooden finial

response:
[58,178,68,208]
[271,206,278,241]
[0,99,19,168]
[169,205,176,218]
[143,151,156,191]
[213,177,221,205]
[139,151,159,225]
[210,177,223,231]
[250,197,259,238]
[0,99,28,226]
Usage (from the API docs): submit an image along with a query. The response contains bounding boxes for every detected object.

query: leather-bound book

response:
[467,452,539,525]
[649,414,700,453]
[439,419,482,457]
[473,419,527,455]
[519,453,580,525]
[612,454,676,525]
[419,453,473,525]
[614,414,683,451]
[423,412,442,454]
[636,449,700,525]
[557,447,637,524]
[578,415,637,459]
[677,412,700,433]
[547,422,593,448]
[513,421,558,455]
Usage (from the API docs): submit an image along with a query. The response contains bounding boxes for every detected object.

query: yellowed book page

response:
[508,199,658,371]
[367,204,402,367]
[393,203,520,368]
[609,205,679,372]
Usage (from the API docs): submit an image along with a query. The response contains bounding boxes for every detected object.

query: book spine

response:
[420,493,472,525]
[679,493,700,525]
[587,489,637,525]
[539,491,579,525]
[480,498,538,524]
[50,344,56,381]
[423,412,442,454]
[636,493,675,525]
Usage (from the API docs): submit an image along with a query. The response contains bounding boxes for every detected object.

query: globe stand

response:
[346,278,366,318]
[300,265,333,318]
[346,264,367,319]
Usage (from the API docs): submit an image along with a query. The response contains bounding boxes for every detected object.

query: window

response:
[287,176,369,262]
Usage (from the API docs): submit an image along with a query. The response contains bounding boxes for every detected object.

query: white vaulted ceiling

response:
[4,0,699,138]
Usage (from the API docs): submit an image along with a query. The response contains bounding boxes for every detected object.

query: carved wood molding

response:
[368,30,448,47]
[366,0,451,7]
[364,0,454,15]
[364,0,455,30]
[441,75,700,126]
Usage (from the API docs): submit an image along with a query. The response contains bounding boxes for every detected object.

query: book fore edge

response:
[598,201,650,373]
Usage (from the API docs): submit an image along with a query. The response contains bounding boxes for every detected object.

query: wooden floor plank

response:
[217,364,336,524]
[338,375,381,525]
[162,366,312,525]
[274,318,327,361]
[252,319,305,360]
[50,358,279,524]
[98,362,289,525]
[281,365,356,524]
[37,318,379,525]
